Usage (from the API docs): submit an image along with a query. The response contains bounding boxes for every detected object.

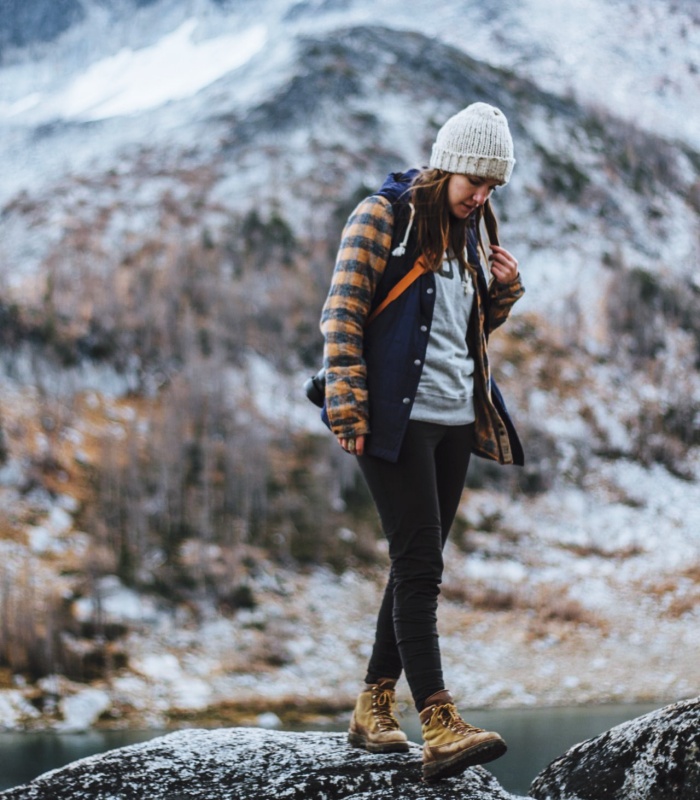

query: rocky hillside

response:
[0,0,699,730]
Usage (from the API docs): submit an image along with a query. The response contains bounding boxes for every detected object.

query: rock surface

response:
[0,729,523,800]
[4,697,700,799]
[529,696,700,800]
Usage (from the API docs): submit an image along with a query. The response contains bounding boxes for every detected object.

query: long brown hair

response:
[409,168,496,273]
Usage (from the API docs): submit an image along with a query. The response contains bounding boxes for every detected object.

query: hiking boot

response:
[347,678,409,753]
[420,690,506,781]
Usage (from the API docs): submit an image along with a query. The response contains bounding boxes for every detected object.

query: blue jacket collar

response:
[375,169,420,203]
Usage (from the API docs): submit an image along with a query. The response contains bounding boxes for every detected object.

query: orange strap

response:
[364,202,498,326]
[365,257,428,326]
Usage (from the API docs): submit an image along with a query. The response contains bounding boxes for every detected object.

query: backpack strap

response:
[365,196,497,328]
[473,199,502,346]
[365,257,427,326]
[482,198,500,247]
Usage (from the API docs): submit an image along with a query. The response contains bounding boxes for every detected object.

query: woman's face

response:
[447,174,501,219]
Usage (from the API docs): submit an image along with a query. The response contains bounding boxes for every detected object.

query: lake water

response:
[0,702,662,796]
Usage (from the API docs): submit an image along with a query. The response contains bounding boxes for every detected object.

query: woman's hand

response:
[489,244,519,284]
[338,435,366,456]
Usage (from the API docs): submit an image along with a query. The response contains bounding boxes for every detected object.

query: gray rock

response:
[0,729,524,800]
[530,696,700,800]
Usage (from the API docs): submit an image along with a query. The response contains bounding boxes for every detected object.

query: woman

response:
[320,102,524,782]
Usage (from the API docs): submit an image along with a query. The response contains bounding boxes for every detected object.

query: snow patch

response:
[57,688,111,733]
[132,653,183,683]
[72,575,161,624]
[37,19,267,122]
[130,653,213,711]
[25,504,77,554]
[256,711,282,728]
[0,690,41,729]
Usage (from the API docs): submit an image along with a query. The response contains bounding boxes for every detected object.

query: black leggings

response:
[357,419,474,711]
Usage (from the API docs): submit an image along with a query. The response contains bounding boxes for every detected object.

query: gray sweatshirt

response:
[410,257,476,425]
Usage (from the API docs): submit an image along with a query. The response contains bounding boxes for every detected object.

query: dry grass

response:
[558,541,644,559]
[442,582,517,611]
[0,666,13,688]
[665,595,700,618]
[534,593,602,627]
[644,565,700,619]
[442,578,605,635]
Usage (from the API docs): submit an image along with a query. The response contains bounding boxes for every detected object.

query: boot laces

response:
[371,688,400,732]
[435,703,483,736]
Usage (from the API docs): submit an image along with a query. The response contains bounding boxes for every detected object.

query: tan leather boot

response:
[347,678,409,753]
[420,690,506,781]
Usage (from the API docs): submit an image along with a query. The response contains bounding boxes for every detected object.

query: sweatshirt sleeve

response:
[320,195,394,438]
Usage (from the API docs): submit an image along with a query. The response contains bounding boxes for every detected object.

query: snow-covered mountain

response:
[0,0,699,731]
[1,0,698,310]
[2,0,699,145]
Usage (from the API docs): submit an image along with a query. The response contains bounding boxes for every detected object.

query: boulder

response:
[0,729,524,800]
[5,697,699,799]
[530,696,700,800]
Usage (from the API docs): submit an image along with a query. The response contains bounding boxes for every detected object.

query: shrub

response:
[0,556,101,681]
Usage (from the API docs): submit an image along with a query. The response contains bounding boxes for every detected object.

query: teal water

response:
[0,703,662,796]
[401,703,662,794]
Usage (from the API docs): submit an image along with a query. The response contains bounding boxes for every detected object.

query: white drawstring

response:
[391,202,415,257]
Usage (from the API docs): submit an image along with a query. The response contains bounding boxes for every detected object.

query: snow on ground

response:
[56,688,112,733]
[73,577,162,625]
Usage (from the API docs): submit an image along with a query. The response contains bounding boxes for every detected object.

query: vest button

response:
[402,397,410,404]
[420,325,427,332]
[414,359,421,366]
[426,287,434,294]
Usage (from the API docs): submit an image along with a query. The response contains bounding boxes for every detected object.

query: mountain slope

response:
[0,0,84,52]
[3,0,699,146]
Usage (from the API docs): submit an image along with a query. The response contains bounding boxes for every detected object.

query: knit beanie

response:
[429,102,515,185]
